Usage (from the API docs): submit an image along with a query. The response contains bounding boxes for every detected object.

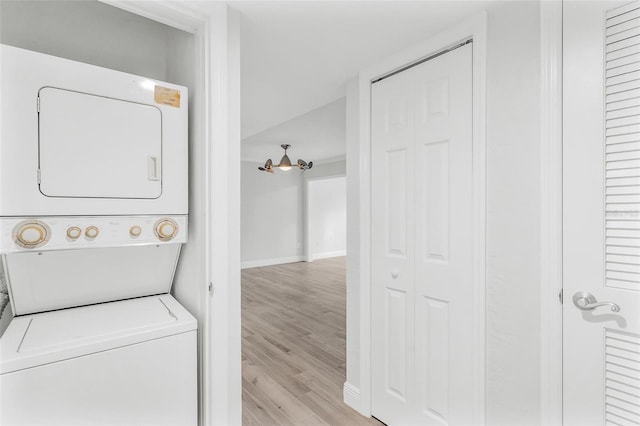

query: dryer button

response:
[85,226,99,239]
[66,226,82,240]
[13,220,50,249]
[129,225,142,237]
[154,218,178,241]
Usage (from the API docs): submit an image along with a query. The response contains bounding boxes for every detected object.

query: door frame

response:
[539,1,563,425]
[304,174,347,262]
[97,2,242,425]
[356,13,487,422]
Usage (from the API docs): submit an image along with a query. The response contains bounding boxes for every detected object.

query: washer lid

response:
[0,294,196,374]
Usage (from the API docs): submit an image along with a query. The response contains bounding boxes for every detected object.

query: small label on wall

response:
[154,86,181,108]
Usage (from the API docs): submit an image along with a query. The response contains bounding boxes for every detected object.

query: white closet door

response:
[564,2,640,425]
[371,43,474,425]
[413,43,473,426]
[371,57,416,426]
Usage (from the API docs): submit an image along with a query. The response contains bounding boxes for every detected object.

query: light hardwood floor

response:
[242,257,382,426]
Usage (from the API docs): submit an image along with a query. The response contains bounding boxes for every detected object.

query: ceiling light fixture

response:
[258,144,313,174]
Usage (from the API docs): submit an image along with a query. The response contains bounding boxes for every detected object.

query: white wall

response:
[241,159,346,268]
[345,78,361,399]
[484,2,541,424]
[0,0,173,80]
[307,176,347,261]
[346,1,543,423]
[241,160,305,268]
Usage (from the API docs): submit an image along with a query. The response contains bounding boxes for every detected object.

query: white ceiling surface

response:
[234,1,493,159]
[242,97,346,164]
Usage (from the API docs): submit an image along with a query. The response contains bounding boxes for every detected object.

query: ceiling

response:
[233,1,493,159]
[242,97,346,164]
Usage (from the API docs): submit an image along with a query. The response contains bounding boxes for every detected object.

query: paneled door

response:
[371,43,473,425]
[564,2,640,425]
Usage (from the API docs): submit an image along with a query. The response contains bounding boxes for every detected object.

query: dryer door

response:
[38,87,162,199]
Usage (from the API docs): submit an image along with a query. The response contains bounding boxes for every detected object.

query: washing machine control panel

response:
[0,215,187,253]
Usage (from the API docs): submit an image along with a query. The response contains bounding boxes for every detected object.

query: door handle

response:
[148,156,160,181]
[572,291,620,312]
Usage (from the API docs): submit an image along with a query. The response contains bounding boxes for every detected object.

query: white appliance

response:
[0,295,197,426]
[0,44,196,425]
[0,44,188,216]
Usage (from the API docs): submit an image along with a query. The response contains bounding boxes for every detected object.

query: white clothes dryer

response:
[0,44,188,217]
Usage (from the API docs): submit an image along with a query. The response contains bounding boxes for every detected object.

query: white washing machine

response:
[0,295,197,426]
[0,45,196,425]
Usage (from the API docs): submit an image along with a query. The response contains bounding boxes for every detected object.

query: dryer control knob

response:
[66,226,82,240]
[129,225,142,237]
[13,220,50,249]
[154,218,178,241]
[85,226,99,239]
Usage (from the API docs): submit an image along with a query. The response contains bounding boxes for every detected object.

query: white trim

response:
[241,256,306,270]
[343,382,363,413]
[98,0,203,34]
[313,155,347,165]
[97,2,241,425]
[355,12,487,422]
[309,250,347,262]
[540,2,563,425]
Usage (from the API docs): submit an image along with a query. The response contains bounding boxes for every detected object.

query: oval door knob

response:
[572,291,620,313]
[391,270,399,279]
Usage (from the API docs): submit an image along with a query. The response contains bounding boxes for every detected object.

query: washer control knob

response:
[129,225,142,237]
[154,218,178,241]
[66,226,82,240]
[85,226,99,239]
[13,220,50,249]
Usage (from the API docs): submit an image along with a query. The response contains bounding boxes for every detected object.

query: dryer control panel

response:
[0,215,187,254]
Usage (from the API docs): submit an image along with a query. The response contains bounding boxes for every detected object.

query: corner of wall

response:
[345,76,361,392]
[343,381,367,416]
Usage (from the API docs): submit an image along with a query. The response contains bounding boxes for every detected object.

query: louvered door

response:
[564,2,640,425]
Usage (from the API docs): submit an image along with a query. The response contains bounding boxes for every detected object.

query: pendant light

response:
[258,144,313,174]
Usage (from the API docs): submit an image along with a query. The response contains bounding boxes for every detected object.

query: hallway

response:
[242,257,380,425]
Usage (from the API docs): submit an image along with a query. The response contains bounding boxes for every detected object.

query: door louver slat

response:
[606,329,640,425]
[606,7,640,293]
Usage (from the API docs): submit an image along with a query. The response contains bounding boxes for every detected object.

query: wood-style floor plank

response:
[242,257,382,426]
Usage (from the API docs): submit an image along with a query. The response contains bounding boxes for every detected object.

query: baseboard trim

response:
[308,250,347,262]
[241,256,305,269]
[343,381,366,415]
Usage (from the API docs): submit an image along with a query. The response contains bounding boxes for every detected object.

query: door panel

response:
[422,141,449,263]
[419,296,449,423]
[385,287,409,400]
[387,149,409,256]
[39,87,162,199]
[371,43,473,425]
[564,2,640,425]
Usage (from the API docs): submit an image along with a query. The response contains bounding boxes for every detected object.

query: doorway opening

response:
[234,2,490,424]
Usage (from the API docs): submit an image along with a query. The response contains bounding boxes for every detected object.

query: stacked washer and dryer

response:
[0,45,197,425]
